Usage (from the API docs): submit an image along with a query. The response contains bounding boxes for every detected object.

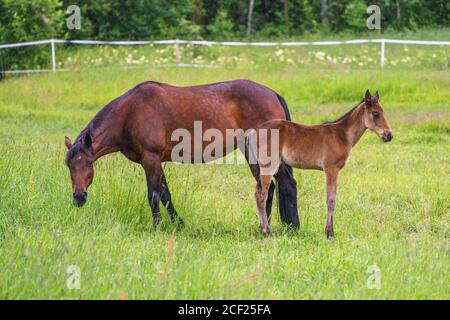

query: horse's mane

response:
[65,97,117,165]
[323,99,364,124]
[65,127,93,165]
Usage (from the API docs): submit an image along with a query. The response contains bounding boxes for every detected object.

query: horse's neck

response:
[91,117,122,161]
[336,104,367,147]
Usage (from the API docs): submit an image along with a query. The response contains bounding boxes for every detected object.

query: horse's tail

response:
[274,92,292,121]
[270,91,300,228]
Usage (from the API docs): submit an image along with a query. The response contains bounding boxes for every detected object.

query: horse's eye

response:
[372,112,380,118]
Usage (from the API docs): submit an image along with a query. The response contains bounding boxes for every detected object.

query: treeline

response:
[1,0,449,42]
[0,0,448,70]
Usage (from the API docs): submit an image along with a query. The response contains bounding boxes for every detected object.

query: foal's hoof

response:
[262,229,271,238]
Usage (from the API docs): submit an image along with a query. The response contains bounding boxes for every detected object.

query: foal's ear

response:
[64,136,73,150]
[82,132,92,148]
[364,89,372,107]
[373,90,380,102]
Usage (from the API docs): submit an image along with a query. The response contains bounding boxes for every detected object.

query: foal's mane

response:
[323,99,364,124]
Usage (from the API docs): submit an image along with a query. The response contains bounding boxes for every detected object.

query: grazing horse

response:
[249,90,393,237]
[64,80,299,228]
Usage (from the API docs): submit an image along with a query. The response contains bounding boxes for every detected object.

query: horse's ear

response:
[64,136,73,150]
[365,89,372,107]
[82,132,92,148]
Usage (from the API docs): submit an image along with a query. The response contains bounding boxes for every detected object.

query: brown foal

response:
[250,90,393,238]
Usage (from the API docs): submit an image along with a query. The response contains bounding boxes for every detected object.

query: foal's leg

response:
[254,173,273,237]
[142,153,163,228]
[160,172,184,227]
[247,162,276,220]
[325,167,339,238]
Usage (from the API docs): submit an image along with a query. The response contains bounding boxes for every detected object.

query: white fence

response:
[0,38,449,74]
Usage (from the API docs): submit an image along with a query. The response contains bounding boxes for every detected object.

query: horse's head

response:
[64,132,94,207]
[363,90,393,142]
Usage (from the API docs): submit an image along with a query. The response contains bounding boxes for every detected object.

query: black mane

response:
[323,99,364,124]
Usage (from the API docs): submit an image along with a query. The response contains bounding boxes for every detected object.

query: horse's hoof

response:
[153,221,161,229]
[325,230,335,239]
[176,217,185,229]
[263,229,271,238]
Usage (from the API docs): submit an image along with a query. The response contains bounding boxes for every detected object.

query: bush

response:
[0,0,65,70]
[207,10,235,40]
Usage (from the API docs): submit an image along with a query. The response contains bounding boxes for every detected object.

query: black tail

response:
[269,92,300,228]
[275,93,292,121]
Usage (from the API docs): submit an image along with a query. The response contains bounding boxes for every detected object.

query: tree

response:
[246,0,255,37]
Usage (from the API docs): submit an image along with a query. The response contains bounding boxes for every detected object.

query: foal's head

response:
[64,132,94,207]
[362,90,393,142]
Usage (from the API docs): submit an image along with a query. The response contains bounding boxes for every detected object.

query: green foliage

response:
[1,0,448,41]
[207,10,235,40]
[343,0,367,31]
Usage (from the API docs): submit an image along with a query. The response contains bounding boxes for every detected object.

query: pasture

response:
[0,59,449,298]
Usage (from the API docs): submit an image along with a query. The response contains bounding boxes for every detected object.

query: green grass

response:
[0,63,449,299]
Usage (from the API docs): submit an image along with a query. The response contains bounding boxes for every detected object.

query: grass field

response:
[0,59,449,298]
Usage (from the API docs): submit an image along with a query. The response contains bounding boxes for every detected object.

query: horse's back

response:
[121,80,289,161]
[129,79,286,127]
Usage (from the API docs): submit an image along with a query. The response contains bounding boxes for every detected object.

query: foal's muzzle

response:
[73,191,87,207]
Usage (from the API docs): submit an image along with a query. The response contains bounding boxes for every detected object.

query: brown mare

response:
[64,80,299,228]
[249,90,393,238]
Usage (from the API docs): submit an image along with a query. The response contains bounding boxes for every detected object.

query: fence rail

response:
[1,38,449,74]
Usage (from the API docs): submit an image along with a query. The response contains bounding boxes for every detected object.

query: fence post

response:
[175,39,181,66]
[51,39,56,72]
[380,38,385,68]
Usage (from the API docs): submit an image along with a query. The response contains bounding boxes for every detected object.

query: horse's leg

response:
[324,167,339,239]
[160,172,184,227]
[254,173,273,237]
[142,153,163,228]
[274,161,299,228]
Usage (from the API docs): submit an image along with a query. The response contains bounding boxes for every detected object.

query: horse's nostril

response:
[82,191,87,197]
[383,132,393,142]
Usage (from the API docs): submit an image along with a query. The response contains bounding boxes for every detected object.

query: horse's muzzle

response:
[73,191,87,207]
[382,131,393,142]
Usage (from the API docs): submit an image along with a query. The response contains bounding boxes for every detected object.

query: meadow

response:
[0,44,449,298]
